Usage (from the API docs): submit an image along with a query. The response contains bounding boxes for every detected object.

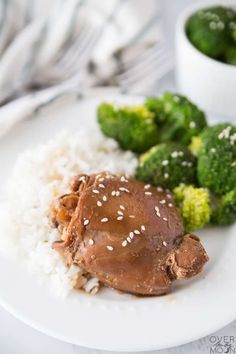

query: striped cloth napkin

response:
[0,0,171,136]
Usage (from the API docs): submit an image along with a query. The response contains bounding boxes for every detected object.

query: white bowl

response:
[176,0,236,118]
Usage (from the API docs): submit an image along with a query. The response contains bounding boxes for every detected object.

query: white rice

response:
[0,127,138,297]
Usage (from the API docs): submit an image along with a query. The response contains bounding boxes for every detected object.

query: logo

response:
[209,336,236,353]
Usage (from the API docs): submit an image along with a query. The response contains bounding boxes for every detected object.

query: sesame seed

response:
[101,218,108,223]
[211,148,216,153]
[212,14,219,21]
[103,196,107,201]
[171,151,178,158]
[107,245,113,251]
[98,177,104,182]
[79,176,85,181]
[163,241,168,247]
[209,21,217,30]
[167,194,172,199]
[117,210,123,215]
[122,240,128,247]
[120,205,125,210]
[99,184,105,189]
[111,191,116,196]
[127,237,132,243]
[144,184,151,189]
[181,161,187,166]
[188,162,192,167]
[84,219,89,226]
[178,151,184,157]
[160,199,166,204]
[120,176,128,182]
[141,225,146,231]
[117,216,123,221]
[119,187,130,193]
[164,173,169,179]
[173,95,180,103]
[218,126,232,140]
[88,239,94,245]
[162,160,169,166]
[115,191,120,196]
[93,189,99,194]
[157,186,163,192]
[168,203,173,207]
[129,232,134,238]
[155,206,161,217]
[129,215,135,218]
[189,121,196,129]
[217,21,225,30]
[145,191,152,195]
[163,217,168,221]
[97,201,102,207]
[134,230,140,235]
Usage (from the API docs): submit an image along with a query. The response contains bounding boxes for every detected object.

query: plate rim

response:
[0,90,236,351]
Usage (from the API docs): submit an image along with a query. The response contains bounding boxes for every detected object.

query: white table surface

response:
[1,0,236,353]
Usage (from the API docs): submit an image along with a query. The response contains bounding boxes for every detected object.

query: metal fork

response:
[117,41,173,94]
[38,0,127,83]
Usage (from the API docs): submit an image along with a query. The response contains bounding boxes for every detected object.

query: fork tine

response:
[120,61,173,94]
[120,29,163,68]
[72,31,100,66]
[57,0,128,78]
[119,54,173,88]
[118,47,170,83]
[120,43,168,72]
[57,22,92,68]
[120,59,173,89]
[65,30,98,70]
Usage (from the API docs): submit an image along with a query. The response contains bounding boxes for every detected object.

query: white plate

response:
[0,91,235,352]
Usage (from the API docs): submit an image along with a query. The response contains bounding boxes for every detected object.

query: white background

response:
[0,1,236,353]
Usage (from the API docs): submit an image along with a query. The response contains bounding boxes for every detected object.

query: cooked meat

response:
[51,172,209,295]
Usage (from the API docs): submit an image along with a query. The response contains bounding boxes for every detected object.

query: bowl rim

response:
[176,0,236,73]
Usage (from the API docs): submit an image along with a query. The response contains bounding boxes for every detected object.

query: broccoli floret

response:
[211,188,236,225]
[97,103,159,153]
[174,184,211,232]
[197,123,236,195]
[136,143,196,189]
[97,103,119,139]
[186,6,236,59]
[145,92,207,145]
[144,96,166,125]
